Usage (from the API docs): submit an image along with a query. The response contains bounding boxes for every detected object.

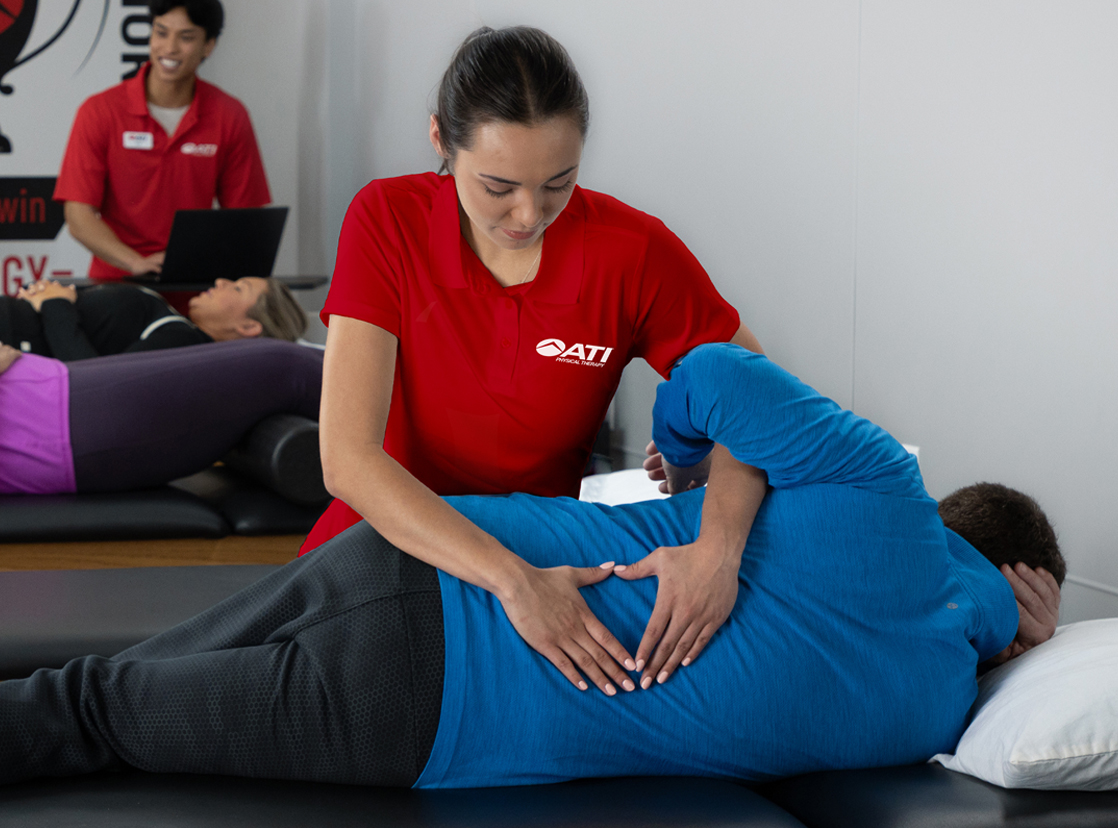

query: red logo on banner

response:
[0,2,28,37]
[1,0,98,153]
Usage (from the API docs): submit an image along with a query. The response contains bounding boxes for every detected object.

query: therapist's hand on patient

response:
[498,562,637,696]
[17,280,77,312]
[613,540,739,689]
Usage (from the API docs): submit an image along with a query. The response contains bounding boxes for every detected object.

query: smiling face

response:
[433,116,583,262]
[187,277,268,340]
[148,6,215,90]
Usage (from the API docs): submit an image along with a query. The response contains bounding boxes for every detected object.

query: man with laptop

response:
[53,0,270,281]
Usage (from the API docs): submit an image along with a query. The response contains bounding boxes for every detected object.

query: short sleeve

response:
[54,98,108,207]
[320,182,404,336]
[653,343,927,498]
[215,102,271,208]
[629,219,740,378]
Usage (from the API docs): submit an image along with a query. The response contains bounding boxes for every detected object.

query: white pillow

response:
[933,618,1118,790]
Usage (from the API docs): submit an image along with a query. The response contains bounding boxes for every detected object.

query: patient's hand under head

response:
[0,344,21,375]
[938,482,1066,672]
[982,562,1061,671]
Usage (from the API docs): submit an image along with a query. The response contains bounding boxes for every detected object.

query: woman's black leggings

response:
[68,339,323,492]
[0,523,444,787]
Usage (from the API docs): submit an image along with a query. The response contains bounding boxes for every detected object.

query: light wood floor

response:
[0,535,303,571]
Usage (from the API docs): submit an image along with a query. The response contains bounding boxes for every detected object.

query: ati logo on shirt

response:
[536,338,613,367]
[181,142,218,157]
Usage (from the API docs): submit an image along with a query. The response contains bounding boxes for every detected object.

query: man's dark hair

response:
[149,0,224,40]
[434,26,589,172]
[939,482,1066,585]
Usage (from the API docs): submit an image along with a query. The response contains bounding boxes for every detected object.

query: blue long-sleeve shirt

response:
[417,344,1016,788]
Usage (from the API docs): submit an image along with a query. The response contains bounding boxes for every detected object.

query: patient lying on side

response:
[0,343,1065,789]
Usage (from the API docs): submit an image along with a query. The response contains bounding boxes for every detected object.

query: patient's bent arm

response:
[319,315,634,695]
[653,343,923,497]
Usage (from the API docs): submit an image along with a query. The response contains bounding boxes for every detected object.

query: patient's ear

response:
[236,318,264,339]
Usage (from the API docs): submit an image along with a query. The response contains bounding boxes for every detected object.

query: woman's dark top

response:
[0,284,211,361]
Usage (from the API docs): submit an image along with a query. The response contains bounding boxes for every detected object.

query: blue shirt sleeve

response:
[652,343,926,497]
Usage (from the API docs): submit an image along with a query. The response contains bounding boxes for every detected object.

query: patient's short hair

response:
[149,0,224,40]
[248,280,307,343]
[939,482,1066,586]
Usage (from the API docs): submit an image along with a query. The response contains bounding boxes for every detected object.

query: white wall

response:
[853,1,1118,621]
[221,0,1118,621]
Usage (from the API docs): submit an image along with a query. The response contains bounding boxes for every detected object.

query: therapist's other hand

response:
[17,280,77,312]
[614,541,739,688]
[129,250,165,276]
[499,562,636,696]
[644,441,712,495]
[0,344,21,374]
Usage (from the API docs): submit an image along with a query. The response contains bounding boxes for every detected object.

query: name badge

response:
[122,131,154,150]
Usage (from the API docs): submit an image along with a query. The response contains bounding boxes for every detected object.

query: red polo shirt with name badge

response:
[300,173,740,553]
[54,63,270,279]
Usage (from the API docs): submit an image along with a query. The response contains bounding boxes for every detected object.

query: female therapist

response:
[309,26,767,698]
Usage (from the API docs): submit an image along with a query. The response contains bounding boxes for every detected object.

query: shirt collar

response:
[125,63,153,116]
[427,175,585,304]
[125,62,207,137]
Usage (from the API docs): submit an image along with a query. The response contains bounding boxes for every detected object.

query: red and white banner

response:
[1,0,149,294]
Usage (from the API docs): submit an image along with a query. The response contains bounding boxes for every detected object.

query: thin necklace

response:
[516,245,543,285]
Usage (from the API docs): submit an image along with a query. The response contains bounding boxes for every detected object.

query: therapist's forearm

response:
[64,202,149,275]
[322,448,531,599]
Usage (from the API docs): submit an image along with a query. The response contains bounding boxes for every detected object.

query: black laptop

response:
[126,206,288,284]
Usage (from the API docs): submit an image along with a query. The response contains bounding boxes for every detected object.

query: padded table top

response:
[760,764,1118,828]
[0,565,278,679]
[0,773,804,828]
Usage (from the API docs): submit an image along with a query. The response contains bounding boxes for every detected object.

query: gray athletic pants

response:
[0,524,444,787]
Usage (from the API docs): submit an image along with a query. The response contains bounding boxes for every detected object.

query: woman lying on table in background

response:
[0,339,321,495]
[0,277,306,361]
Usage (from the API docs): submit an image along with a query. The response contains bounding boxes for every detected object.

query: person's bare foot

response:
[0,344,22,375]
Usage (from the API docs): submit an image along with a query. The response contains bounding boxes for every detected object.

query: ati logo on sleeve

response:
[535,338,613,367]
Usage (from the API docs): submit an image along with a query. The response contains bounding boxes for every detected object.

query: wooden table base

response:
[0,535,303,571]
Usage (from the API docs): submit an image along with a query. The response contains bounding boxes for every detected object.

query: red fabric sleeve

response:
[215,103,271,208]
[629,218,741,378]
[53,99,108,207]
[319,181,404,335]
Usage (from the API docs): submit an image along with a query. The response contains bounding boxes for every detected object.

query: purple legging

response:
[68,339,322,493]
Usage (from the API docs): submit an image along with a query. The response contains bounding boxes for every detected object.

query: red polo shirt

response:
[54,63,270,279]
[301,173,739,553]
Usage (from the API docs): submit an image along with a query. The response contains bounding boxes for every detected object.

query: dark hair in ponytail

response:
[434,26,589,171]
